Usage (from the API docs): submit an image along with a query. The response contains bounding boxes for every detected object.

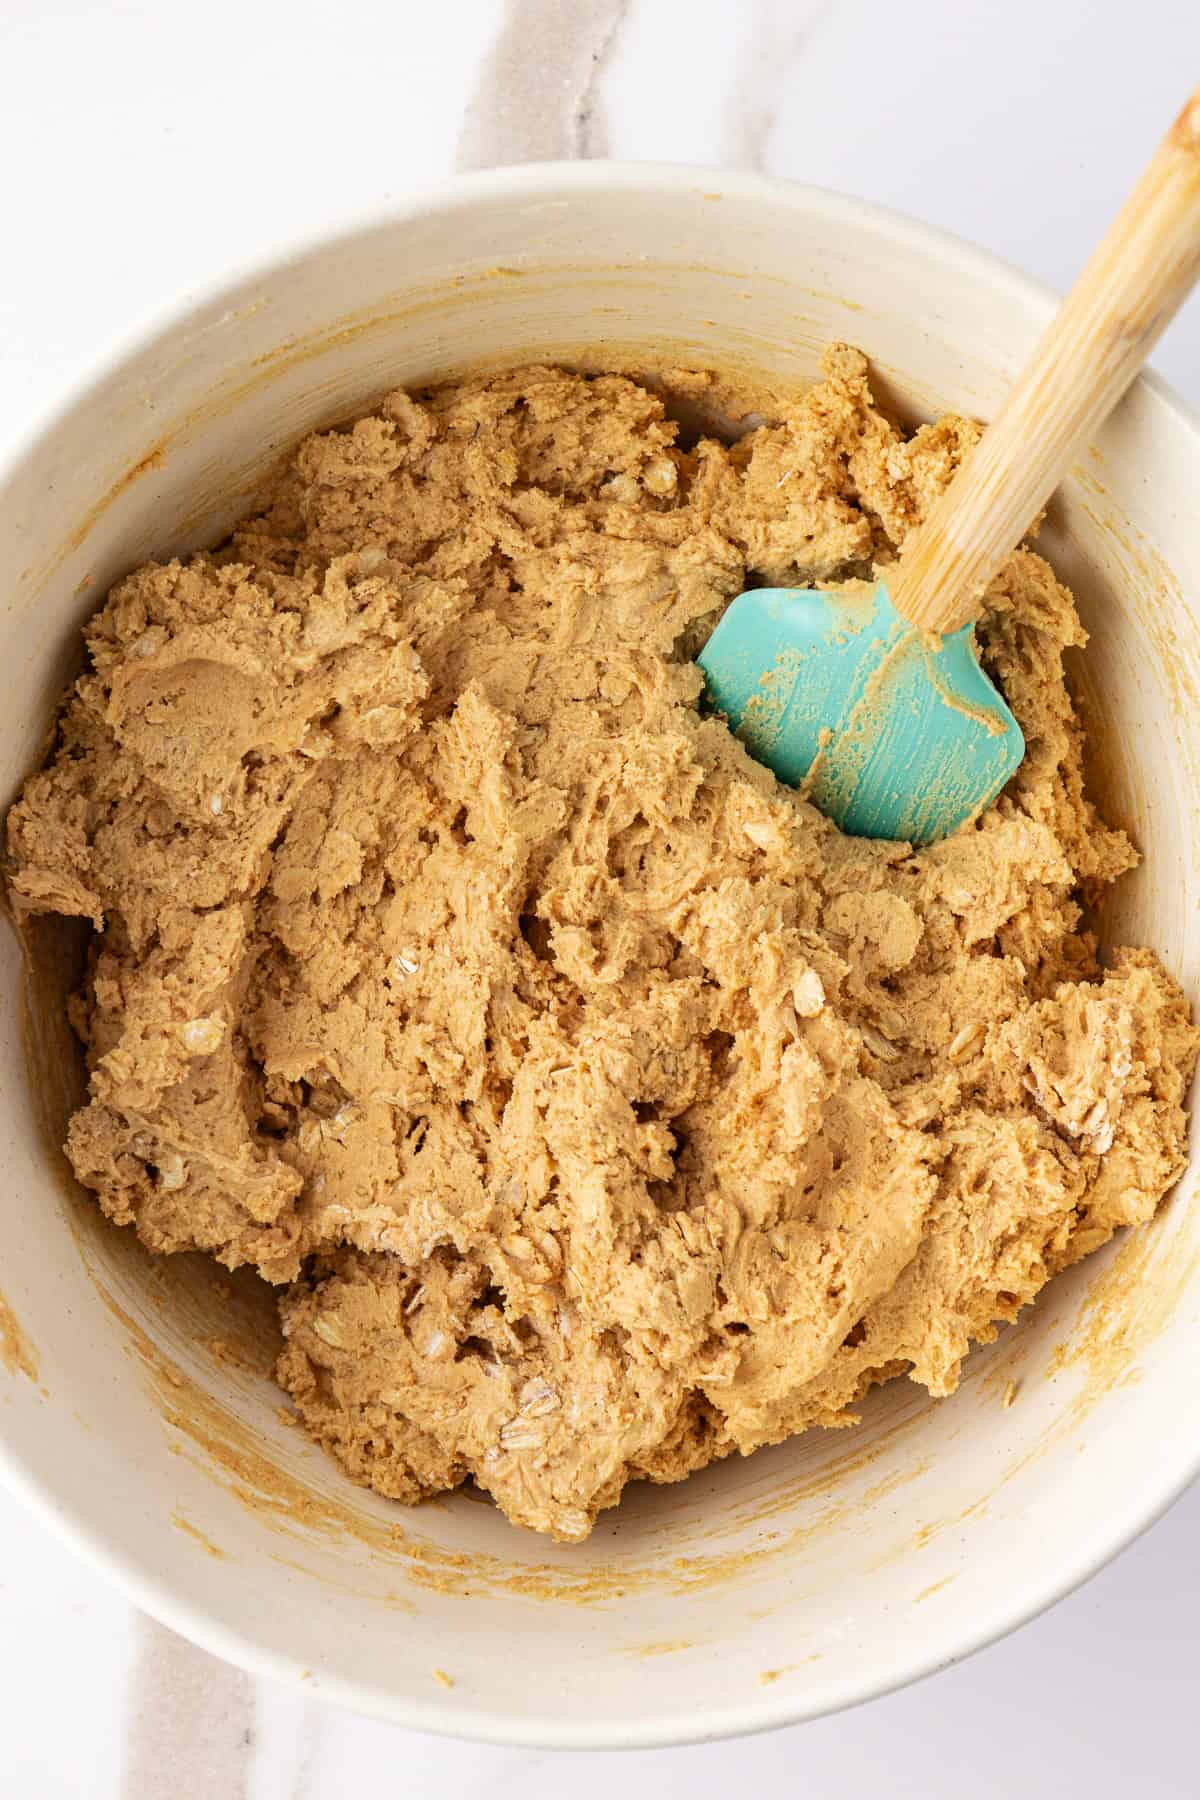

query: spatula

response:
[699,88,1200,844]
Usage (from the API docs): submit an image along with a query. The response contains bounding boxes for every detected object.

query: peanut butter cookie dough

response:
[8,349,1197,1541]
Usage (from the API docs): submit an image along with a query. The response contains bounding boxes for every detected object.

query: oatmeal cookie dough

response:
[9,349,1197,1541]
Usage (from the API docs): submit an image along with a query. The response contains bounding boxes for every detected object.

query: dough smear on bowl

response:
[8,347,1197,1542]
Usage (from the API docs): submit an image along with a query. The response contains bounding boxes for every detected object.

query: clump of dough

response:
[8,349,1197,1541]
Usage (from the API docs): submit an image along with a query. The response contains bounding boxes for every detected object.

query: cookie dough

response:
[9,349,1197,1541]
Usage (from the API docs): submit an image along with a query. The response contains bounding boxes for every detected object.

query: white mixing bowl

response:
[1,164,1198,1749]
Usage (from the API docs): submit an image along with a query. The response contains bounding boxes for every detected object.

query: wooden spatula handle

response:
[890,89,1200,636]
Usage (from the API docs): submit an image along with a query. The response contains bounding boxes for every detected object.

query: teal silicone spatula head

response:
[697,581,1024,844]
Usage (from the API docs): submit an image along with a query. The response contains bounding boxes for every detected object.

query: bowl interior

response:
[1,169,1197,1746]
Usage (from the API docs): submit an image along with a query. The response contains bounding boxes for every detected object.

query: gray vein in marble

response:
[122,1619,253,1800]
[722,0,834,170]
[457,0,629,169]
[287,1704,323,1800]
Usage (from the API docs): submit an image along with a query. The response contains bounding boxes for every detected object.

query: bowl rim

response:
[1,158,1198,1749]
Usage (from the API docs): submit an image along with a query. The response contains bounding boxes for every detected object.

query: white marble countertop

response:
[3,1,1200,1793]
